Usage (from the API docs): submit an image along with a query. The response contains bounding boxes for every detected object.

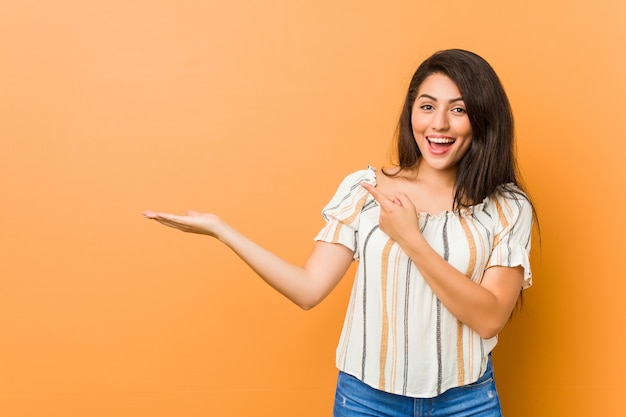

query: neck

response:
[414,159,457,188]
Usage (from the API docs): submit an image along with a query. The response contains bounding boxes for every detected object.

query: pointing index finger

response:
[361,182,388,204]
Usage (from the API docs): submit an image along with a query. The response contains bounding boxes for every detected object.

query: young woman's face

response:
[411,73,473,174]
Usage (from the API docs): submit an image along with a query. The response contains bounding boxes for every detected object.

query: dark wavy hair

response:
[389,49,528,210]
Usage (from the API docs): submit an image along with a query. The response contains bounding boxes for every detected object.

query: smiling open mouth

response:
[427,137,455,144]
[427,137,456,152]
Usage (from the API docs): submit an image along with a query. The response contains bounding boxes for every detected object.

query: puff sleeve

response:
[314,168,376,260]
[486,187,534,289]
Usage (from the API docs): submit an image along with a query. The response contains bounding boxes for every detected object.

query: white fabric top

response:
[314,167,533,398]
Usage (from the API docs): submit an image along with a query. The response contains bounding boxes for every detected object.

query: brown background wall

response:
[1,1,625,416]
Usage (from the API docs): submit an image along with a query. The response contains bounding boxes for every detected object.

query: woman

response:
[144,49,535,416]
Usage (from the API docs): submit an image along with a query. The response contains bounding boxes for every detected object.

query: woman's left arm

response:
[361,182,524,339]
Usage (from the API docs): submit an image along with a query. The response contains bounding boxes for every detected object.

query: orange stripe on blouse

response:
[378,238,394,390]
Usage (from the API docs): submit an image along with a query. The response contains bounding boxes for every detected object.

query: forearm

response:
[397,231,519,339]
[143,209,353,309]
[215,221,350,310]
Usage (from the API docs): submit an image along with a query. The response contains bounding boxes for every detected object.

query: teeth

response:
[428,137,455,144]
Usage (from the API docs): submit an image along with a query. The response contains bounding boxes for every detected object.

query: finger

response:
[154,218,192,231]
[144,212,190,228]
[155,212,189,222]
[393,193,413,208]
[360,182,389,202]
[153,218,181,228]
[143,210,182,221]
[361,182,398,213]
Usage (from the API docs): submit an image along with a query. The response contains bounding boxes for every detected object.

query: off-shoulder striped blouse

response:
[314,167,533,398]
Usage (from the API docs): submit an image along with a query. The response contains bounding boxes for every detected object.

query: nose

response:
[431,109,450,131]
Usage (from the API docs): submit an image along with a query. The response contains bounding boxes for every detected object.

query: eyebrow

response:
[417,93,464,103]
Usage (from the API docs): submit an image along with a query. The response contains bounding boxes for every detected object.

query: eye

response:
[420,104,434,111]
[451,107,467,114]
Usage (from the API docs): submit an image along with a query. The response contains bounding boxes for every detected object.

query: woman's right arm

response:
[143,210,354,310]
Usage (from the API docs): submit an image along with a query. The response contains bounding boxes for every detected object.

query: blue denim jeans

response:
[333,357,502,417]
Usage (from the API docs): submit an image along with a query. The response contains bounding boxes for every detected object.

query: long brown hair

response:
[391,49,526,210]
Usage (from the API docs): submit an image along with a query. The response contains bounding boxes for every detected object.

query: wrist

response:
[213,218,233,242]
[396,228,426,255]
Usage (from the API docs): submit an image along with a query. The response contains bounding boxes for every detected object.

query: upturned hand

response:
[143,210,223,237]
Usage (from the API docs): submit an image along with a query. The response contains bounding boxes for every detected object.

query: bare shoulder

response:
[376,165,410,185]
[374,166,399,194]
